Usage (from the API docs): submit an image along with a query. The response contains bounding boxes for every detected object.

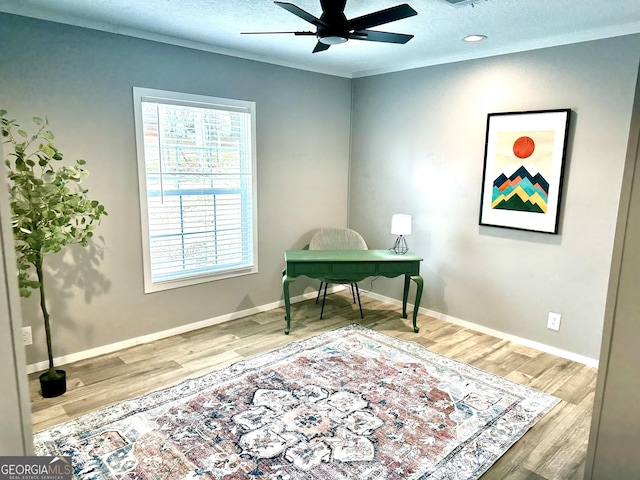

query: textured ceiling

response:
[1,0,640,78]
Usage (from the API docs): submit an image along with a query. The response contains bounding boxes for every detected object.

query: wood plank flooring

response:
[28,291,597,479]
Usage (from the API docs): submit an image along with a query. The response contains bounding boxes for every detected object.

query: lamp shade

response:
[391,214,412,236]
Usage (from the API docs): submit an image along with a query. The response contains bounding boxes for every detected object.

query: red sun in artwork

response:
[513,136,535,159]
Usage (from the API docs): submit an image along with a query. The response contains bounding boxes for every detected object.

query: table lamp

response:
[391,214,411,254]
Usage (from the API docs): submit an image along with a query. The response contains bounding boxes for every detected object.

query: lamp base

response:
[392,235,408,255]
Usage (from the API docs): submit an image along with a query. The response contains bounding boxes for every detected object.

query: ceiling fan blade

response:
[346,4,417,31]
[350,30,414,44]
[313,41,331,53]
[241,31,315,35]
[275,2,327,28]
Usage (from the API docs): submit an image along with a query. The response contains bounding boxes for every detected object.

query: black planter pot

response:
[39,369,66,398]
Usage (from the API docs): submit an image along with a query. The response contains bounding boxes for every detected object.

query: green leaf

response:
[40,144,55,157]
[17,129,28,138]
[33,117,43,125]
[77,159,86,165]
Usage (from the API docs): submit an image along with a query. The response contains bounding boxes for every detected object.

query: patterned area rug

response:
[34,324,559,479]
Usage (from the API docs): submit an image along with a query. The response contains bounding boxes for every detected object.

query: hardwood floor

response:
[28,291,597,479]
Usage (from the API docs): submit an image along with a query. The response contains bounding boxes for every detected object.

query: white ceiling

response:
[2,0,640,78]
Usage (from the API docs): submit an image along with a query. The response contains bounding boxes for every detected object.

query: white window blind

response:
[133,88,257,293]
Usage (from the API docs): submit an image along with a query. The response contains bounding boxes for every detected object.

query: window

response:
[133,87,257,293]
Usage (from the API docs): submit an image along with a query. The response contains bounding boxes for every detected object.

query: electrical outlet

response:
[547,312,561,331]
[22,326,33,345]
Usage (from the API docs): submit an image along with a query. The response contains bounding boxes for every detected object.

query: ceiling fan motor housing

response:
[317,6,349,44]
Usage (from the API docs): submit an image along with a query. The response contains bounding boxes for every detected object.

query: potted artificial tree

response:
[1,110,107,398]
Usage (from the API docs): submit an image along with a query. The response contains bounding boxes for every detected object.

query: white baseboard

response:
[25,286,343,374]
[27,285,597,373]
[362,290,599,368]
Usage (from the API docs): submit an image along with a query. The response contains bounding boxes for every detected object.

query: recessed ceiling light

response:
[463,34,487,42]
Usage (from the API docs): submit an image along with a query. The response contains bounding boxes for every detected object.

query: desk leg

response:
[402,274,411,319]
[410,275,424,333]
[282,274,294,335]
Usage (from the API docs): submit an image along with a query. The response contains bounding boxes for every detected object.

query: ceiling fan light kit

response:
[243,0,417,53]
[319,35,348,45]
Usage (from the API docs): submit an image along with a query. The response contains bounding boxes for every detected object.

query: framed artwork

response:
[479,109,571,234]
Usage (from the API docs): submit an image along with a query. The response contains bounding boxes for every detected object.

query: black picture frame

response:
[479,109,571,234]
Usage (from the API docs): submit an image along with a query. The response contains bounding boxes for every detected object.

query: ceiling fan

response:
[242,0,418,53]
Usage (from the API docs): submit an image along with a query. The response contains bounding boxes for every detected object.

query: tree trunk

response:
[35,255,59,380]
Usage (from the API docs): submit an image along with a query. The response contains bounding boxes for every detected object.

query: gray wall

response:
[0,13,352,365]
[586,61,640,479]
[349,35,640,360]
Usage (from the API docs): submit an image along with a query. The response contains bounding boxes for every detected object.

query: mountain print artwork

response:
[480,109,571,233]
[491,132,555,214]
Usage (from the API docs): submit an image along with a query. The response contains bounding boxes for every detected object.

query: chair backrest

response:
[309,227,368,251]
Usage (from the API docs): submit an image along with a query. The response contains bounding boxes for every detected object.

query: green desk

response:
[282,249,423,334]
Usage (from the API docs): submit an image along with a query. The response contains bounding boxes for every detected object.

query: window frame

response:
[133,87,258,293]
